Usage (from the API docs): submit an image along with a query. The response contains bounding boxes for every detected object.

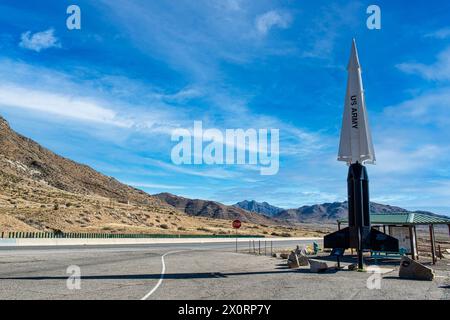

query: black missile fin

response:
[324,227,350,249]
[367,228,399,252]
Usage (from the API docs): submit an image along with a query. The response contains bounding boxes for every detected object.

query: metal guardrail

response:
[0,232,260,239]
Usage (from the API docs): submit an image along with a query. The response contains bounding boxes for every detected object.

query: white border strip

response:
[0,237,321,247]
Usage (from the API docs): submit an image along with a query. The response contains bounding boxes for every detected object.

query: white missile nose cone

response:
[348,38,361,70]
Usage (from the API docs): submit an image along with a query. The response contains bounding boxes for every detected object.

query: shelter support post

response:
[409,226,417,260]
[413,226,419,260]
[429,225,437,265]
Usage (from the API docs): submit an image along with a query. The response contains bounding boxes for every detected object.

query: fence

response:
[0,232,261,239]
[247,239,274,256]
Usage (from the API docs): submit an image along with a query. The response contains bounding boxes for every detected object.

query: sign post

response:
[232,220,241,253]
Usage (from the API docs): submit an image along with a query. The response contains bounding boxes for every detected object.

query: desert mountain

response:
[0,117,298,235]
[1,115,296,236]
[154,193,275,225]
[236,199,444,223]
[0,116,164,207]
[233,200,284,217]
[275,202,409,222]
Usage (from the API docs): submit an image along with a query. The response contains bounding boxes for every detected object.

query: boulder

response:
[309,259,329,273]
[399,256,435,281]
[287,251,309,268]
[279,253,289,259]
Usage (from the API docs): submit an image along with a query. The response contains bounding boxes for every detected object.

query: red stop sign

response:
[232,220,241,229]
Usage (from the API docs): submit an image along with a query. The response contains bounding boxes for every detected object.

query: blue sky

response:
[0,0,450,214]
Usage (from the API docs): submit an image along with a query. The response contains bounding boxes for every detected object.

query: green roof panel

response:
[337,212,450,225]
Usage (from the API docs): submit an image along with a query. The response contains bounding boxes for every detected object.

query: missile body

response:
[324,40,399,269]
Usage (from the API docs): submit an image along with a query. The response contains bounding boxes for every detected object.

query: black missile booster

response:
[324,162,399,269]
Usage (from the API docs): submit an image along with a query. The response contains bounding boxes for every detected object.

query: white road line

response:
[141,250,186,300]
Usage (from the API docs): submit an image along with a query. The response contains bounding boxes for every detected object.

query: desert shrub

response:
[197,227,212,232]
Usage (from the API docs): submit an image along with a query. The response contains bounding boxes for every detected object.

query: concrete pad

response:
[365,266,394,274]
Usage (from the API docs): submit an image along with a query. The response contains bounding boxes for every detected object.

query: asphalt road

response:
[0,240,448,300]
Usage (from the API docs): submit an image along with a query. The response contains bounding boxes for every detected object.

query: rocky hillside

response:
[233,200,284,217]
[0,116,163,206]
[1,115,296,236]
[154,193,275,225]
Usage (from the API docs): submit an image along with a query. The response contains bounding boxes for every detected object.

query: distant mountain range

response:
[233,200,284,217]
[154,193,274,225]
[233,200,443,223]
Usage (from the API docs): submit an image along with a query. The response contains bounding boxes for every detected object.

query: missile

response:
[324,39,399,269]
[338,38,375,165]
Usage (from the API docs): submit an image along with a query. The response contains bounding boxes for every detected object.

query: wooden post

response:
[337,221,341,231]
[409,226,417,260]
[235,229,238,253]
[413,226,419,260]
[429,225,437,265]
[383,225,386,234]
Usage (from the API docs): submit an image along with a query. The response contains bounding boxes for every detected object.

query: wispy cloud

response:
[0,84,131,127]
[0,59,190,134]
[146,158,239,180]
[19,28,60,52]
[255,10,291,35]
[384,88,450,126]
[425,27,450,39]
[397,47,450,81]
[301,2,361,59]
[372,143,443,174]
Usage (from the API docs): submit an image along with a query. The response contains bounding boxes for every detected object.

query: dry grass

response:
[0,174,326,237]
